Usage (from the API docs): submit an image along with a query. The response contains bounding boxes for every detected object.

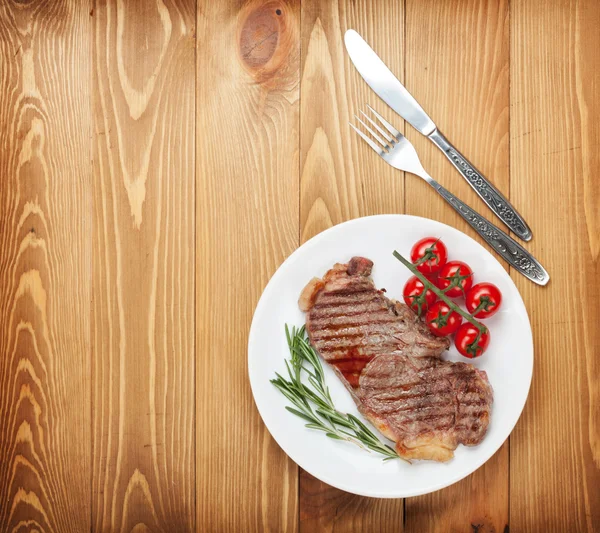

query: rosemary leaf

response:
[305,423,328,431]
[285,406,318,423]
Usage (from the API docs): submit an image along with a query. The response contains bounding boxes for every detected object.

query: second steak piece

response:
[299,257,449,387]
[358,354,493,461]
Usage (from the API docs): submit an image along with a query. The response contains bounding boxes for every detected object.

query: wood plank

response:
[0,1,91,531]
[300,471,404,533]
[91,1,196,530]
[196,1,300,531]
[403,0,510,531]
[509,0,600,530]
[299,1,405,530]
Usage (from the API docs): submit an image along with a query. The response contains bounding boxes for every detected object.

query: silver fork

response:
[351,106,549,286]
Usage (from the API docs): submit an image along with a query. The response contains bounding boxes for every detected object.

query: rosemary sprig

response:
[271,325,401,461]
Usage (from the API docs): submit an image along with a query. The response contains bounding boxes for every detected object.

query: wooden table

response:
[0,0,598,531]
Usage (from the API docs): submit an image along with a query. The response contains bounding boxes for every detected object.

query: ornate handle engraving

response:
[431,181,549,285]
[429,130,532,241]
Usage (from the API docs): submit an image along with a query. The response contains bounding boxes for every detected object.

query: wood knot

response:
[471,520,496,533]
[238,1,298,87]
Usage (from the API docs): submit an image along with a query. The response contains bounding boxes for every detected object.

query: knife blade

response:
[344,29,436,135]
[344,29,534,242]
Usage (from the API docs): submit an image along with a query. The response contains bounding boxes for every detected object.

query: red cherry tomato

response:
[437,260,473,298]
[410,238,448,275]
[424,272,439,283]
[455,323,490,358]
[466,282,502,319]
[403,275,437,316]
[425,301,463,337]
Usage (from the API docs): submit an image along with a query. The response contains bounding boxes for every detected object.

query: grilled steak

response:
[299,257,449,386]
[358,354,493,461]
[299,256,493,462]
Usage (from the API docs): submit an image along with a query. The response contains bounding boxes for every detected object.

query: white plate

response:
[248,215,532,498]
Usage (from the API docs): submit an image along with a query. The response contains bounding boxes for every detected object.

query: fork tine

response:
[349,123,385,154]
[360,110,394,144]
[366,104,401,137]
[354,115,390,149]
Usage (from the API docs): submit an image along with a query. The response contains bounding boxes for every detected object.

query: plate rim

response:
[248,214,533,498]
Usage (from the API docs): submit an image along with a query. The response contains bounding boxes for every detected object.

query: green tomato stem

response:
[392,250,487,335]
[471,295,495,317]
[466,329,485,357]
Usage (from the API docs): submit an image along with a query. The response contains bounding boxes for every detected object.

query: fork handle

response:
[424,177,549,285]
[428,129,532,242]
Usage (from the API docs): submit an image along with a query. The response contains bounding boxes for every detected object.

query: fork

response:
[351,106,549,286]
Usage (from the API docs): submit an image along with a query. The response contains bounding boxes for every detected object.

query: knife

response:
[344,29,533,242]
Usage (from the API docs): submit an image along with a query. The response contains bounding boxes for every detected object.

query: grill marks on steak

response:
[301,257,449,386]
[299,256,493,462]
[358,354,492,461]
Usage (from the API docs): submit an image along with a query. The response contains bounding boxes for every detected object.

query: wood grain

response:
[509,0,600,530]
[196,1,300,531]
[299,1,405,531]
[0,0,599,530]
[0,1,91,532]
[91,0,196,530]
[403,1,510,531]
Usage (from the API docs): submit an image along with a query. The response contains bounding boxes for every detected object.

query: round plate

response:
[248,215,532,498]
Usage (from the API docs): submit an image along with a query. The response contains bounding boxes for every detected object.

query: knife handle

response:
[428,129,532,242]
[422,175,549,285]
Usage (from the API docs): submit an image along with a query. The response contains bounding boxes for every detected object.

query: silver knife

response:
[344,29,533,242]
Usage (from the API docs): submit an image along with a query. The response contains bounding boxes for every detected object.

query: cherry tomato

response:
[466,282,503,319]
[455,323,490,358]
[410,238,448,275]
[424,272,439,283]
[425,301,463,337]
[403,276,437,316]
[437,260,473,298]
